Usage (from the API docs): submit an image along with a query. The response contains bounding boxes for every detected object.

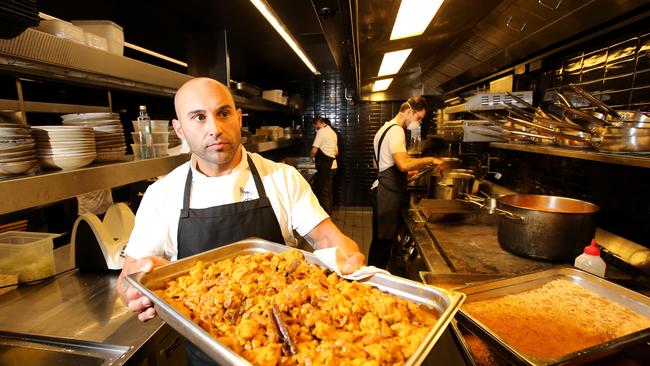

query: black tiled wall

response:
[301,75,400,206]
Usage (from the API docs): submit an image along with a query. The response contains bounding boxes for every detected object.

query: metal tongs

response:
[271,304,298,356]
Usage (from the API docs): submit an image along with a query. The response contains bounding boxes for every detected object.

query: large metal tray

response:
[127,238,465,366]
[455,266,650,366]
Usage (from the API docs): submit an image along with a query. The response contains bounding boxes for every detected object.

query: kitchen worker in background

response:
[310,116,338,215]
[116,77,364,366]
[368,96,443,269]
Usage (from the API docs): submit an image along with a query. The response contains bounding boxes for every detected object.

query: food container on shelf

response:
[131,143,168,159]
[127,238,465,366]
[131,132,169,144]
[35,19,85,45]
[71,20,124,55]
[131,120,169,133]
[0,231,59,283]
[83,31,108,51]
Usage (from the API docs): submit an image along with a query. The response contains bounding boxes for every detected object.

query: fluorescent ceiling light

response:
[390,0,444,40]
[377,49,412,77]
[372,78,393,92]
[250,0,320,75]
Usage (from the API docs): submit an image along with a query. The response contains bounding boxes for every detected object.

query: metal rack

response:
[0,29,299,215]
[490,142,650,169]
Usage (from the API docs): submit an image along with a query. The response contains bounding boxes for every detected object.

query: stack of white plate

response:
[61,113,127,162]
[0,123,37,176]
[32,126,96,170]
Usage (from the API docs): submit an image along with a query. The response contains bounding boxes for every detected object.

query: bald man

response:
[117,78,364,360]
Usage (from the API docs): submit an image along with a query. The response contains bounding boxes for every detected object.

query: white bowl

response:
[0,159,37,175]
[37,153,96,170]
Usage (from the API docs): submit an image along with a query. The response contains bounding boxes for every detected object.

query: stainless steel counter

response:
[0,245,171,365]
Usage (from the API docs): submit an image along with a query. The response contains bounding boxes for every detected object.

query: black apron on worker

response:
[178,153,285,366]
[313,148,336,214]
[374,124,407,240]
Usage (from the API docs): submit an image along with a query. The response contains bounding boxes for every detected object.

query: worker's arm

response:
[393,152,443,172]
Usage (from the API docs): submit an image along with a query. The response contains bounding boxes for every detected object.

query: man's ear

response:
[171,119,184,139]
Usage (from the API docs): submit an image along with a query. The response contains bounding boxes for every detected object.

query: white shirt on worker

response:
[312,124,338,169]
[124,145,328,260]
[371,121,406,189]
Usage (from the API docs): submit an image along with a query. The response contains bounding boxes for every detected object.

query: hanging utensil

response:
[504,104,536,122]
[566,84,621,120]
[506,92,536,110]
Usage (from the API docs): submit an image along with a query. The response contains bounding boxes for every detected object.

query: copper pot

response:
[497,195,599,261]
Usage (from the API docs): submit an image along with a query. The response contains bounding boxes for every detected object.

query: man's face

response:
[410,108,426,125]
[172,79,242,172]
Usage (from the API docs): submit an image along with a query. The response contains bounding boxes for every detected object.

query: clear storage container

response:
[0,231,58,283]
[71,20,124,55]
[35,19,85,45]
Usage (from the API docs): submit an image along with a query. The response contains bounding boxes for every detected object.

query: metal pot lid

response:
[441,157,461,162]
[498,194,600,214]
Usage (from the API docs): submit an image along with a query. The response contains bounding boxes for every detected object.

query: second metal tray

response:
[455,266,650,365]
[127,238,465,366]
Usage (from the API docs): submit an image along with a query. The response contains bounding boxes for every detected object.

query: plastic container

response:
[131,143,168,159]
[131,132,169,144]
[36,19,85,45]
[71,20,124,55]
[84,32,108,51]
[132,120,169,133]
[574,239,606,277]
[0,231,58,283]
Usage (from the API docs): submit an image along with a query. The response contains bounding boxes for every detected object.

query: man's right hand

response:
[117,255,169,322]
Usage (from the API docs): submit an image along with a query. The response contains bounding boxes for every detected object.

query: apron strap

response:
[246,153,268,199]
[181,165,193,217]
[374,123,399,166]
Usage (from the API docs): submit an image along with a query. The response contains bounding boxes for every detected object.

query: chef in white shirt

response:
[117,78,364,365]
[117,78,365,365]
[310,116,338,214]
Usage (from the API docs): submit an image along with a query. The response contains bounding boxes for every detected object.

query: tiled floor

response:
[330,207,373,258]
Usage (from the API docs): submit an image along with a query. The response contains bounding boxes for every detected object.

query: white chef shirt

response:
[312,124,338,169]
[124,146,328,260]
[371,121,406,189]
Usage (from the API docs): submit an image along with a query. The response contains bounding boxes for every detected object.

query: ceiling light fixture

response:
[372,78,393,92]
[250,0,320,75]
[377,49,412,76]
[390,0,444,40]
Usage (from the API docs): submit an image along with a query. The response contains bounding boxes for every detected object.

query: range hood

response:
[332,0,650,101]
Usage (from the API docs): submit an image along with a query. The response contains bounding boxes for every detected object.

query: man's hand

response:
[336,244,365,274]
[307,218,365,274]
[117,255,169,322]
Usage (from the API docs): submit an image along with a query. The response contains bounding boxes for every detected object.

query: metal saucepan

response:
[565,84,650,123]
[593,128,650,153]
[496,195,600,261]
[440,157,461,170]
[432,172,475,200]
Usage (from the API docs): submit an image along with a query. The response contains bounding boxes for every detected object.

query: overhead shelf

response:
[245,137,304,153]
[490,142,650,169]
[0,154,189,215]
[0,28,299,114]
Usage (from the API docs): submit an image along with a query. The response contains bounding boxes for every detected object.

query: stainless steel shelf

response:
[490,142,650,169]
[233,94,297,113]
[0,28,192,97]
[0,99,111,114]
[0,154,189,215]
[245,138,304,153]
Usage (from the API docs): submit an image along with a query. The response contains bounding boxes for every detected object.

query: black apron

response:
[374,124,407,240]
[178,153,285,366]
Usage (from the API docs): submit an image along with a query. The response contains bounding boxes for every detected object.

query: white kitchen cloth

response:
[313,247,389,281]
